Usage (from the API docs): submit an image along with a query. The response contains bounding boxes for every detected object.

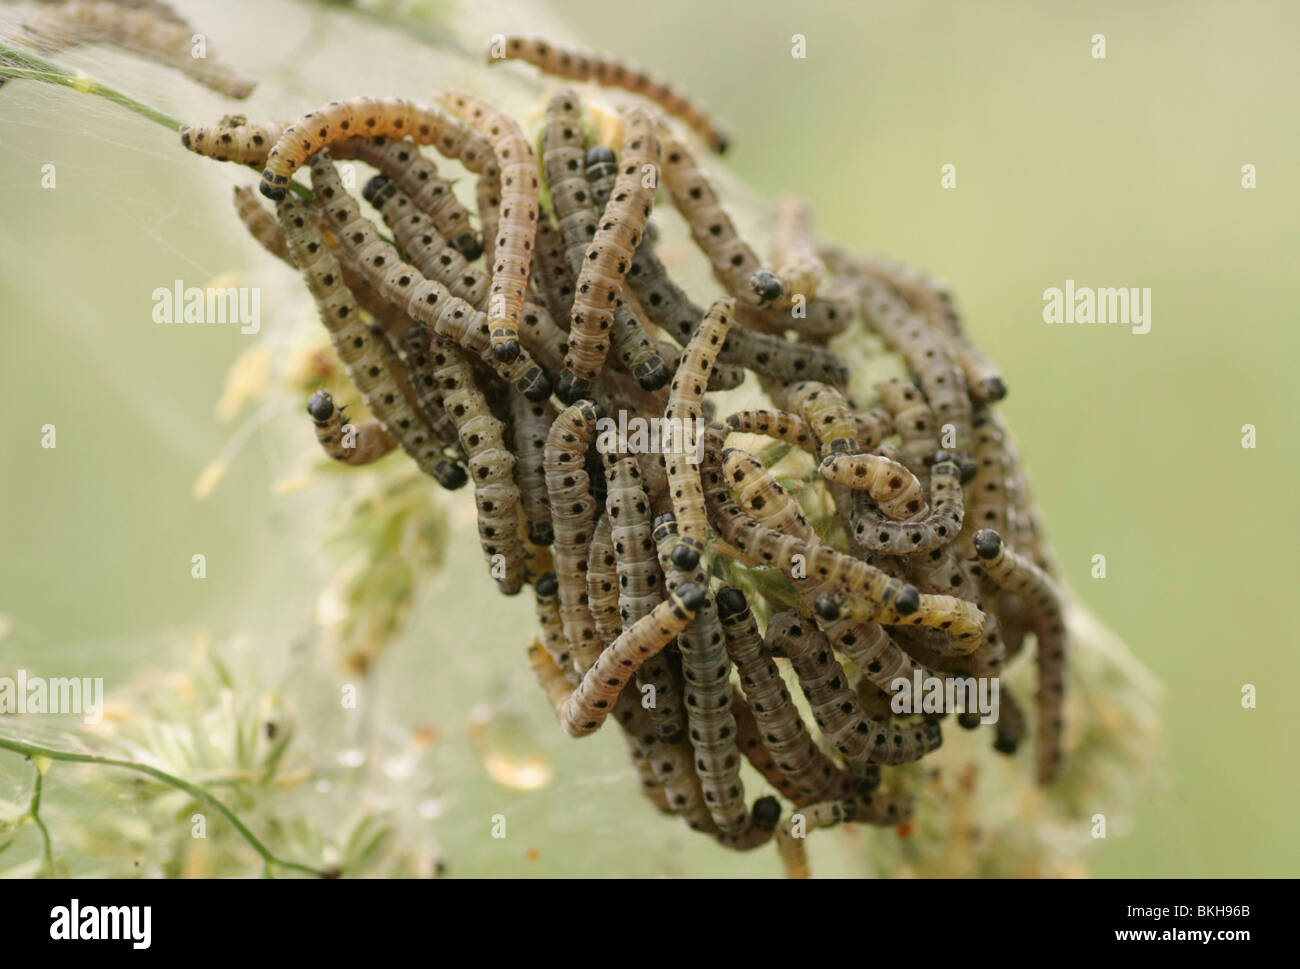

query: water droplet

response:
[468,704,552,791]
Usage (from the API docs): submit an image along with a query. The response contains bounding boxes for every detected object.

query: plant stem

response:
[0,40,315,202]
[0,736,332,878]
[28,763,55,878]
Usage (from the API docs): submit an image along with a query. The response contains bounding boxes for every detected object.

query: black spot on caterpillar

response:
[487,35,730,153]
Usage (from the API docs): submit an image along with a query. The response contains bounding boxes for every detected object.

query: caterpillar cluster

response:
[177,35,1068,877]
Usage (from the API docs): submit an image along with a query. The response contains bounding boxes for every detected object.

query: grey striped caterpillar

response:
[531,572,577,685]
[846,268,973,452]
[486,35,730,154]
[531,217,576,329]
[276,195,461,487]
[826,450,967,555]
[856,253,1007,402]
[716,587,853,803]
[232,185,293,265]
[544,400,604,673]
[972,529,1067,783]
[305,391,397,466]
[16,0,256,98]
[765,611,941,767]
[625,231,851,385]
[604,454,684,742]
[509,391,556,546]
[541,92,666,398]
[775,793,914,879]
[563,109,662,390]
[541,583,708,737]
[586,514,622,646]
[652,513,749,834]
[665,298,734,570]
[306,154,551,400]
[422,337,528,595]
[769,196,825,302]
[436,90,539,363]
[401,323,470,460]
[181,116,286,166]
[658,130,782,306]
[333,137,481,260]
[735,289,854,342]
[364,174,568,378]
[612,695,717,834]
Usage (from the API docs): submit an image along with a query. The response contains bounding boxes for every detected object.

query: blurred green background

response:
[1,0,1297,876]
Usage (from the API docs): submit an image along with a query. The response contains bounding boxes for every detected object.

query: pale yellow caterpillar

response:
[181,116,286,166]
[509,392,556,546]
[305,391,396,466]
[769,196,825,302]
[586,514,622,646]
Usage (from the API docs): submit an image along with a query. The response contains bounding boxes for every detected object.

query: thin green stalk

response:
[0,40,315,202]
[0,736,332,878]
[28,763,55,878]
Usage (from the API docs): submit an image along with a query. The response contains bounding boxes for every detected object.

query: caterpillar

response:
[333,137,481,260]
[181,116,287,166]
[653,514,749,834]
[855,253,1007,402]
[232,185,294,265]
[401,323,470,456]
[625,229,851,385]
[826,450,967,555]
[508,392,556,546]
[664,298,734,570]
[586,514,622,646]
[276,195,464,487]
[698,421,937,695]
[876,376,940,479]
[973,408,1056,574]
[765,611,941,767]
[775,794,914,879]
[364,174,568,378]
[563,109,662,390]
[659,130,782,306]
[847,270,974,452]
[769,196,825,302]
[531,217,576,328]
[716,588,853,803]
[486,35,730,154]
[720,449,920,620]
[541,93,666,397]
[539,583,707,737]
[770,380,861,456]
[735,290,854,342]
[605,454,682,743]
[422,338,528,595]
[435,90,540,363]
[16,0,256,99]
[723,408,819,456]
[544,400,605,673]
[531,572,577,685]
[657,339,745,393]
[260,97,494,203]
[305,391,397,466]
[971,530,1067,783]
[612,695,717,834]
[307,154,551,400]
